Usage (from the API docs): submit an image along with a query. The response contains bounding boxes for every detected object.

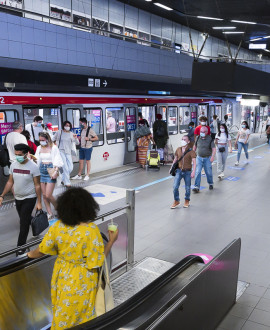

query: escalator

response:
[0,238,241,330]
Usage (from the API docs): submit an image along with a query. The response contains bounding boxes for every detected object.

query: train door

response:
[124,105,137,164]
[215,105,222,121]
[190,104,198,126]
[209,104,215,124]
[168,106,178,135]
[138,105,156,132]
[179,105,190,131]
[198,104,208,123]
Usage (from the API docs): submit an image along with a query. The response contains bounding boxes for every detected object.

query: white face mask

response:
[40,141,48,146]
[220,128,225,133]
[64,126,70,131]
[201,122,206,126]
[181,140,188,147]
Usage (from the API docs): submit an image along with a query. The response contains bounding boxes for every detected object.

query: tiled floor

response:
[1,134,270,329]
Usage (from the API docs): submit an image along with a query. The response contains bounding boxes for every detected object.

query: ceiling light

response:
[240,99,260,106]
[231,20,256,25]
[197,16,223,21]
[212,26,236,30]
[223,31,245,34]
[263,36,270,39]
[154,3,173,10]
[249,43,266,49]
[264,49,270,53]
[250,37,263,41]
[145,0,152,1]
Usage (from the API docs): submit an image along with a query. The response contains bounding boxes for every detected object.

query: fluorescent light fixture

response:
[231,20,256,25]
[223,31,245,34]
[250,37,263,41]
[264,49,270,53]
[212,26,236,30]
[264,36,270,39]
[145,0,152,1]
[240,99,260,106]
[154,3,173,10]
[249,43,266,49]
[197,16,223,21]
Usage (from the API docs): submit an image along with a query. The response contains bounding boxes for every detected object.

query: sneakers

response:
[218,172,225,179]
[235,161,239,166]
[209,185,214,190]
[48,214,55,221]
[183,200,190,208]
[83,175,90,181]
[192,187,200,193]
[170,201,180,209]
[72,175,82,180]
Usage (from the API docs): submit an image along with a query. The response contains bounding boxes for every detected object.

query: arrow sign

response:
[103,80,108,87]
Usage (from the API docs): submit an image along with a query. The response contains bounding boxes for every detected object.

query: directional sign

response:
[103,80,108,87]
[95,79,100,88]
[224,176,240,181]
[88,78,94,87]
[228,166,245,171]
[254,155,263,159]
[84,184,127,205]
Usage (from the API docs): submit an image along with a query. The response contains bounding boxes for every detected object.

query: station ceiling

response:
[119,0,270,57]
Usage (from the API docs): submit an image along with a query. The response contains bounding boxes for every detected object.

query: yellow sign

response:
[0,113,4,123]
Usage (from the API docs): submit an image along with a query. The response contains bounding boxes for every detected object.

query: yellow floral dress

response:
[39,220,105,330]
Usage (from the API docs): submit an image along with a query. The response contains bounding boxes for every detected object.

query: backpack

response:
[0,133,10,167]
[78,126,91,148]
[156,123,165,137]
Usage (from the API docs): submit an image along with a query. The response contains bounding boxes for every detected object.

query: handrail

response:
[0,203,130,258]
[0,4,269,64]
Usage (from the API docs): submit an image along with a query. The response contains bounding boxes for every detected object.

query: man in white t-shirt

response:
[25,115,43,145]
[5,121,28,164]
[0,144,42,255]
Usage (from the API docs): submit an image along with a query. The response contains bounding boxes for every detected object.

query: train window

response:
[168,106,178,135]
[0,110,18,123]
[84,108,104,147]
[216,105,222,121]
[179,106,190,130]
[24,107,61,131]
[198,105,208,123]
[139,106,155,132]
[126,107,137,152]
[158,106,167,121]
[67,109,80,130]
[106,107,125,144]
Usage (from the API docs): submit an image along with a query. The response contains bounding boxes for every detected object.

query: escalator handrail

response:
[72,255,204,329]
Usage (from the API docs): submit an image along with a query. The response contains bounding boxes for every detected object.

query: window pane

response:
[179,106,190,130]
[84,108,104,146]
[106,107,125,144]
[168,106,178,135]
[158,106,167,121]
[24,107,61,131]
[126,107,137,152]
[139,106,155,133]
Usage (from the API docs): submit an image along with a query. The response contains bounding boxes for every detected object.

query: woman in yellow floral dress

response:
[27,187,118,330]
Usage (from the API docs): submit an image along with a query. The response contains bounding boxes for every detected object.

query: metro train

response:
[0,92,267,188]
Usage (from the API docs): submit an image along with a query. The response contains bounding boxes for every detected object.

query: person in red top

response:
[21,130,37,154]
[194,116,211,139]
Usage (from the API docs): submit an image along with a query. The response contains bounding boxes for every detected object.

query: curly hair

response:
[56,188,100,226]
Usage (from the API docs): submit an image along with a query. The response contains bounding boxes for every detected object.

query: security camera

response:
[4,82,15,92]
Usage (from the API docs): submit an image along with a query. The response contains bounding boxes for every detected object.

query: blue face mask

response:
[189,126,193,129]
[80,124,84,129]
[200,132,206,138]
[37,123,42,127]
[241,124,246,128]
[16,155,26,163]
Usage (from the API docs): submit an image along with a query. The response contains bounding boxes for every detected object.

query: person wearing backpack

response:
[153,114,168,161]
[4,121,28,165]
[25,115,43,146]
[72,118,98,181]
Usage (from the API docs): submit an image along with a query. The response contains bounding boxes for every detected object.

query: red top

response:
[194,125,211,136]
[27,140,37,153]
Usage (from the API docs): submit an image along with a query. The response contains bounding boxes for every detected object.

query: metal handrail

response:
[0,203,130,258]
[0,4,269,64]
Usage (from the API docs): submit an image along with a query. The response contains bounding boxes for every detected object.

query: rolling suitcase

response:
[147,150,160,170]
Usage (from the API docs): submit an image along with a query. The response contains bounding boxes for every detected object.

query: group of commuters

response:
[171,115,251,209]
[0,116,98,253]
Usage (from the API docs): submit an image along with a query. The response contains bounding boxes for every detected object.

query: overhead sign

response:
[88,78,94,87]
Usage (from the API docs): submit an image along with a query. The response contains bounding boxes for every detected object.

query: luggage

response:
[147,150,160,168]
[31,210,49,236]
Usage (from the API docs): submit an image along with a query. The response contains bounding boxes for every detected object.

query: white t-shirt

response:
[215,132,231,144]
[5,132,28,163]
[25,123,43,143]
[238,129,250,143]
[10,160,40,200]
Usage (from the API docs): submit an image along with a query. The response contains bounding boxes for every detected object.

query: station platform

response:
[1,133,270,329]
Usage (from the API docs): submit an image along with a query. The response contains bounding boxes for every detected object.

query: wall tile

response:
[0,39,9,57]
[8,23,22,42]
[34,45,47,61]
[8,40,23,58]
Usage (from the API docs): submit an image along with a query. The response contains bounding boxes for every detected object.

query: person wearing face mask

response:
[52,121,79,187]
[35,132,63,220]
[72,118,98,181]
[0,144,42,254]
[234,121,250,166]
[215,123,232,178]
[193,126,216,192]
[5,121,28,164]
[187,122,195,145]
[25,115,43,146]
[194,116,211,140]
[171,135,196,209]
[210,115,219,140]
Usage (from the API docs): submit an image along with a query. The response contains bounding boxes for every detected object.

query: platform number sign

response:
[126,115,136,131]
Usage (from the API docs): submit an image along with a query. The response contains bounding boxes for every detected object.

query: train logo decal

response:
[103,152,109,161]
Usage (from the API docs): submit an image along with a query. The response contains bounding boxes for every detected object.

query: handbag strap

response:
[98,257,111,286]
[31,124,35,141]
[175,148,192,166]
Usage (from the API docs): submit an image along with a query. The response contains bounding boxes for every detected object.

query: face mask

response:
[201,122,206,126]
[189,126,193,129]
[37,123,42,127]
[241,124,246,128]
[80,124,85,129]
[40,140,48,146]
[64,126,70,131]
[220,128,225,133]
[200,132,206,138]
[16,155,26,163]
[181,140,188,147]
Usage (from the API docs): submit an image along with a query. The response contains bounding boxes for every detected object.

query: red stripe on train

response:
[0,96,223,105]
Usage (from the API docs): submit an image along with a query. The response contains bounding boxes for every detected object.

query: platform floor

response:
[1,134,270,329]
